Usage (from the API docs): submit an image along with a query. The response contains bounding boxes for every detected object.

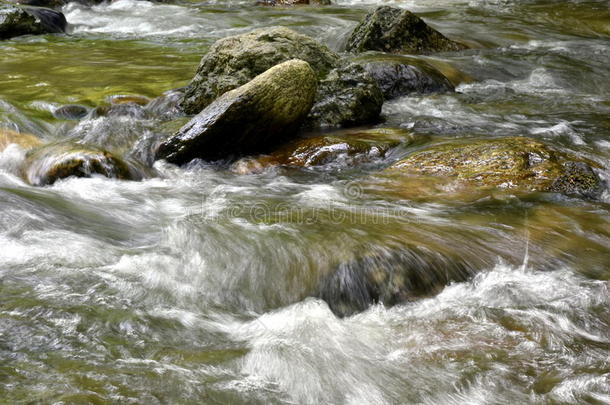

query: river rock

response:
[23,143,139,186]
[388,137,604,199]
[145,88,185,121]
[178,27,383,128]
[156,59,317,164]
[53,104,90,120]
[346,6,467,54]
[0,128,42,152]
[351,54,454,99]
[0,5,67,39]
[180,27,338,115]
[256,0,331,5]
[232,128,411,174]
[305,61,383,128]
[315,246,475,317]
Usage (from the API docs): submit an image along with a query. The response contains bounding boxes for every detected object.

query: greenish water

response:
[1,0,609,403]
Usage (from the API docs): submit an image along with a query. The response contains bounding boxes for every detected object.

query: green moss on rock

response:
[157,59,318,164]
[346,6,467,54]
[388,136,604,198]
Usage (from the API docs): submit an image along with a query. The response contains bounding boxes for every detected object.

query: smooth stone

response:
[23,142,139,186]
[232,128,412,174]
[156,59,318,164]
[315,246,476,317]
[53,104,90,120]
[388,136,604,199]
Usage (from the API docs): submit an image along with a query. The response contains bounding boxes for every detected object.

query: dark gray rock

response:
[305,61,383,128]
[53,104,89,120]
[156,59,318,164]
[346,6,467,54]
[0,5,66,40]
[316,246,475,317]
[353,55,454,99]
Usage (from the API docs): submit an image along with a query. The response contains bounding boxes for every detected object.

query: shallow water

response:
[1,0,609,403]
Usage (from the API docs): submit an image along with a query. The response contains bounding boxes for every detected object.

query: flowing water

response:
[1,0,610,403]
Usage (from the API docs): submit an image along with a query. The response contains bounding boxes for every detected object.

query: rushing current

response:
[1,0,609,403]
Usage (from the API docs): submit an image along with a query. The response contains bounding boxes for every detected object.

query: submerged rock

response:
[352,54,454,99]
[145,88,185,121]
[232,128,411,173]
[24,143,140,186]
[180,27,338,115]
[156,60,317,164]
[316,246,475,317]
[305,61,383,128]
[0,128,43,152]
[346,6,467,54]
[388,137,604,198]
[0,5,66,39]
[53,104,90,120]
[178,27,382,128]
[256,0,331,5]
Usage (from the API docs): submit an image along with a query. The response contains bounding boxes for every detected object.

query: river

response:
[1,0,609,403]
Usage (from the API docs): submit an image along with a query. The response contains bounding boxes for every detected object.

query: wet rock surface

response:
[0,5,66,39]
[23,142,140,186]
[316,246,476,317]
[388,136,604,198]
[346,6,467,54]
[351,54,455,99]
[232,127,411,173]
[156,59,318,164]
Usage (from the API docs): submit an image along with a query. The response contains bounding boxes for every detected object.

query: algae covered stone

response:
[156,59,317,164]
[232,127,411,173]
[388,136,604,198]
[0,128,43,152]
[346,6,467,54]
[24,143,139,186]
[180,27,338,114]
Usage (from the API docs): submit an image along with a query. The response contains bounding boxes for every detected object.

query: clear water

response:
[0,0,609,403]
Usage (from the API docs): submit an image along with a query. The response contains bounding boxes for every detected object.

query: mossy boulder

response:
[346,6,467,54]
[351,53,454,100]
[0,5,66,40]
[315,245,475,317]
[23,143,140,186]
[0,128,43,152]
[180,27,338,115]
[178,27,383,129]
[388,137,604,198]
[232,127,411,173]
[156,59,318,164]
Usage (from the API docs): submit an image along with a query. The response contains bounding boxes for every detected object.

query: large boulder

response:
[305,61,383,128]
[178,27,383,129]
[156,59,318,164]
[23,143,141,186]
[232,128,412,174]
[0,128,42,152]
[180,27,338,115]
[351,54,454,100]
[0,5,66,39]
[388,137,604,199]
[346,6,467,54]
